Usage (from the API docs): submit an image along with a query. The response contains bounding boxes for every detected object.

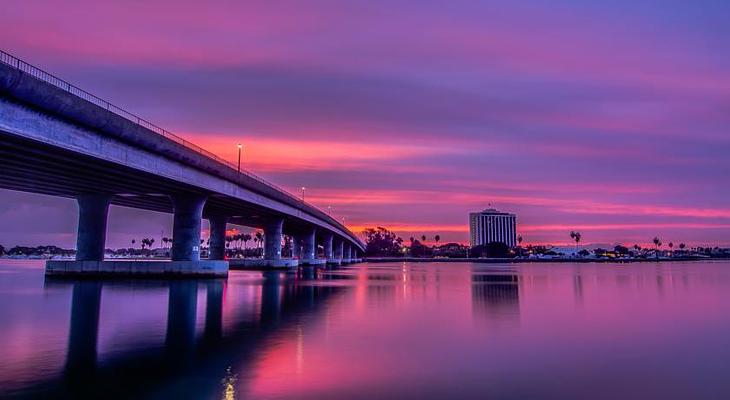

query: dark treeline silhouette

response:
[361,227,730,260]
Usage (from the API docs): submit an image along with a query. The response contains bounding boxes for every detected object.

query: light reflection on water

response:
[2,260,730,399]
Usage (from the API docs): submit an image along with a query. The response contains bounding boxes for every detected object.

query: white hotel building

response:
[469,208,517,247]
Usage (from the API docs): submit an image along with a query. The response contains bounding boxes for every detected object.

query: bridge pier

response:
[300,227,324,266]
[75,194,112,261]
[207,215,228,260]
[228,218,297,270]
[171,194,207,261]
[46,192,227,277]
[333,238,344,265]
[343,243,352,264]
[324,233,338,266]
[291,235,301,259]
[264,218,283,260]
[240,217,295,269]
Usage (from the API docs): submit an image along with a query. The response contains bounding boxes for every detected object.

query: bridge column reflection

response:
[260,272,283,323]
[165,280,198,364]
[65,280,102,377]
[203,279,224,342]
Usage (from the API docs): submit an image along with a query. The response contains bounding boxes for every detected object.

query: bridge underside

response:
[1,131,289,228]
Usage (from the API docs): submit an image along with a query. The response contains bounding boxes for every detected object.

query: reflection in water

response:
[204,280,225,343]
[8,261,730,399]
[65,281,102,379]
[471,271,520,325]
[25,270,346,399]
[165,280,198,365]
[574,271,584,303]
[221,366,237,400]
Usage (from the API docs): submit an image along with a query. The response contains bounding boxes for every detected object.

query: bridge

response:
[0,50,364,277]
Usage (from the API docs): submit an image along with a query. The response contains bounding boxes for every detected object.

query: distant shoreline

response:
[364,257,730,264]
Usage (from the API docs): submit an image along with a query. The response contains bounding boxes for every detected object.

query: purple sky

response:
[1,0,730,248]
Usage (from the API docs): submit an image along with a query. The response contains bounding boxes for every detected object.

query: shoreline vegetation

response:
[2,226,729,263]
[361,226,730,262]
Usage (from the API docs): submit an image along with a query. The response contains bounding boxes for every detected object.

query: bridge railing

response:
[0,49,354,239]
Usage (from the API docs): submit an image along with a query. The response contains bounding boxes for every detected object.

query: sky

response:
[1,0,730,248]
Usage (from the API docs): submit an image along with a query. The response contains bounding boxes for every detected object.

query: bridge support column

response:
[301,227,319,266]
[334,239,344,264]
[75,194,112,261]
[344,243,352,264]
[208,215,228,260]
[264,218,284,260]
[171,194,207,261]
[227,219,297,270]
[323,233,333,258]
[46,183,227,279]
[291,235,301,259]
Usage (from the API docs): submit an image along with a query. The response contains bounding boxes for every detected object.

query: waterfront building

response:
[469,208,517,247]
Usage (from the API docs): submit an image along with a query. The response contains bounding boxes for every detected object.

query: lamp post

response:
[301,186,306,200]
[327,205,332,215]
[237,144,242,173]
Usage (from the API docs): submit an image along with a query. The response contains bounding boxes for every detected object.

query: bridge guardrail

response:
[0,49,356,242]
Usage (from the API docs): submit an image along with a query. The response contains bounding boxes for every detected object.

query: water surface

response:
[2,260,730,399]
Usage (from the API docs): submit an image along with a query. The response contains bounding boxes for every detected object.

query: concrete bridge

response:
[0,50,364,277]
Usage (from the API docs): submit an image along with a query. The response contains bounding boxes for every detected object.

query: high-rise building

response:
[469,208,517,247]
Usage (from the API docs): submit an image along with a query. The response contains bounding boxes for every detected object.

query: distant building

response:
[469,208,517,247]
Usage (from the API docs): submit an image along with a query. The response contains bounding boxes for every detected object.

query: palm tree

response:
[653,237,662,259]
[569,231,582,255]
[668,242,674,257]
[242,234,251,255]
[421,235,427,243]
[255,231,264,255]
[679,243,686,253]
[517,235,523,245]
[434,235,440,245]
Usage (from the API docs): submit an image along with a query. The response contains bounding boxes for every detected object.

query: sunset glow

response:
[2,0,730,248]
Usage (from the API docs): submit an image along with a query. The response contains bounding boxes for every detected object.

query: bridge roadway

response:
[0,50,364,277]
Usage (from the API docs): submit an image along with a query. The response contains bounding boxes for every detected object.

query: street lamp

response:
[301,186,306,200]
[237,143,242,173]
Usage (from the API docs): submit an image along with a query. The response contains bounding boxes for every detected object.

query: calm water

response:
[3,260,730,399]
